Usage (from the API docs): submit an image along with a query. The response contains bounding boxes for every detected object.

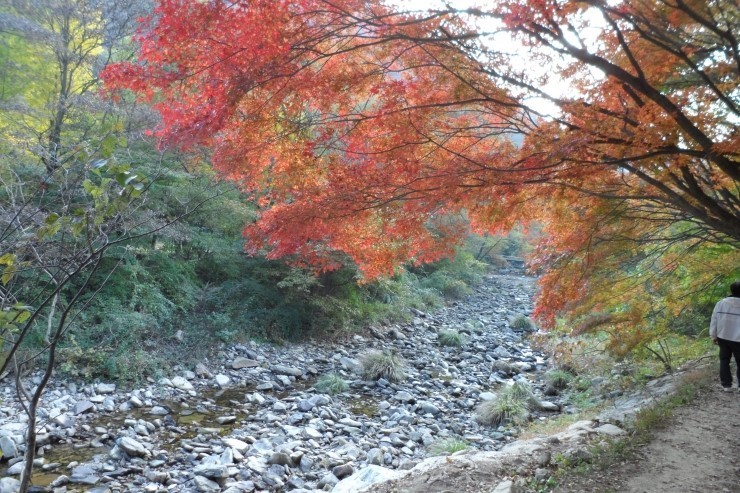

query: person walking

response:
[710,281,740,392]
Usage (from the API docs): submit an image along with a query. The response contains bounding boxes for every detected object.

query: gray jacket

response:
[710,297,740,342]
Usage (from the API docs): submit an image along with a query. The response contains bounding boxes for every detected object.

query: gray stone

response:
[493,346,512,358]
[6,462,24,475]
[394,391,414,403]
[268,452,293,467]
[195,362,213,377]
[232,357,260,369]
[332,465,401,493]
[74,400,95,415]
[302,427,323,440]
[0,478,21,493]
[297,399,314,412]
[491,479,521,493]
[97,383,116,394]
[118,437,149,457]
[416,401,441,415]
[270,365,302,377]
[222,438,249,454]
[216,416,237,425]
[534,468,550,481]
[479,392,496,401]
[595,424,626,436]
[149,406,170,416]
[171,376,194,391]
[193,475,221,493]
[538,401,559,412]
[215,374,231,388]
[0,436,19,459]
[53,413,75,428]
[332,463,354,480]
[534,450,551,467]
[70,464,100,485]
[193,463,231,479]
[317,473,339,489]
[366,448,383,466]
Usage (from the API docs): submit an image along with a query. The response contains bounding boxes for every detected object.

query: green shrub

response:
[475,392,529,427]
[438,329,465,347]
[315,373,349,395]
[360,350,407,382]
[511,315,535,331]
[546,369,575,390]
[429,437,469,455]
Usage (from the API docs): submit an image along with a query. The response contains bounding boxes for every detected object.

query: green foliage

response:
[428,437,469,455]
[545,369,574,390]
[314,373,349,395]
[438,329,465,347]
[360,350,407,382]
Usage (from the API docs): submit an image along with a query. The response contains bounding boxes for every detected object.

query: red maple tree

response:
[103,0,739,325]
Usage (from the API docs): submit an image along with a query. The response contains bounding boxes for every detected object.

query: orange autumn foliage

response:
[103,0,738,325]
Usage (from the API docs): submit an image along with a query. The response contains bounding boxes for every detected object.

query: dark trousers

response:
[718,337,740,388]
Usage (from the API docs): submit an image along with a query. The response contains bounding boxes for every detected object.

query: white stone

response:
[332,465,402,493]
[222,438,249,454]
[215,374,231,388]
[171,376,194,391]
[595,424,626,436]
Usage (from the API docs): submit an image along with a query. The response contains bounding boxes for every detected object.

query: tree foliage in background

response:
[104,0,738,343]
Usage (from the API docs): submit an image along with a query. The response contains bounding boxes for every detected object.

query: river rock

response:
[215,374,231,388]
[171,376,194,391]
[332,463,354,479]
[70,466,100,485]
[332,465,401,493]
[270,365,302,377]
[0,436,19,458]
[596,424,626,436]
[491,479,521,493]
[149,406,170,416]
[96,383,116,394]
[232,357,259,369]
[6,461,24,475]
[417,401,441,415]
[118,437,149,457]
[539,401,559,412]
[74,400,95,415]
[222,438,249,454]
[193,475,221,492]
[0,478,21,493]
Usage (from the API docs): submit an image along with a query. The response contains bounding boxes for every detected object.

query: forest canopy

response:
[103,0,739,336]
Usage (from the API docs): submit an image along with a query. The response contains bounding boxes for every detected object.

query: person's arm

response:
[710,300,721,343]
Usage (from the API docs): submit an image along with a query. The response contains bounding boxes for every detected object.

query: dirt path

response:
[554,383,740,493]
[371,377,740,493]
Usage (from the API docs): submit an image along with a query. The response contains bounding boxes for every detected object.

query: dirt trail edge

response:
[359,370,740,493]
[571,383,740,493]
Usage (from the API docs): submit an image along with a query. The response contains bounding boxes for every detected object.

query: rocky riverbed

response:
[0,274,567,492]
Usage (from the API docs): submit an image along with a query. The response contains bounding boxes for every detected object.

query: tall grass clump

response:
[360,350,407,382]
[475,392,529,427]
[476,381,539,427]
[438,329,465,347]
[511,315,535,331]
[507,380,540,408]
[429,437,469,456]
[315,373,349,395]
[546,369,575,390]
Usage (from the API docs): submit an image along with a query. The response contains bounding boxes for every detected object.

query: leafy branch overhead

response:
[103,0,739,325]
